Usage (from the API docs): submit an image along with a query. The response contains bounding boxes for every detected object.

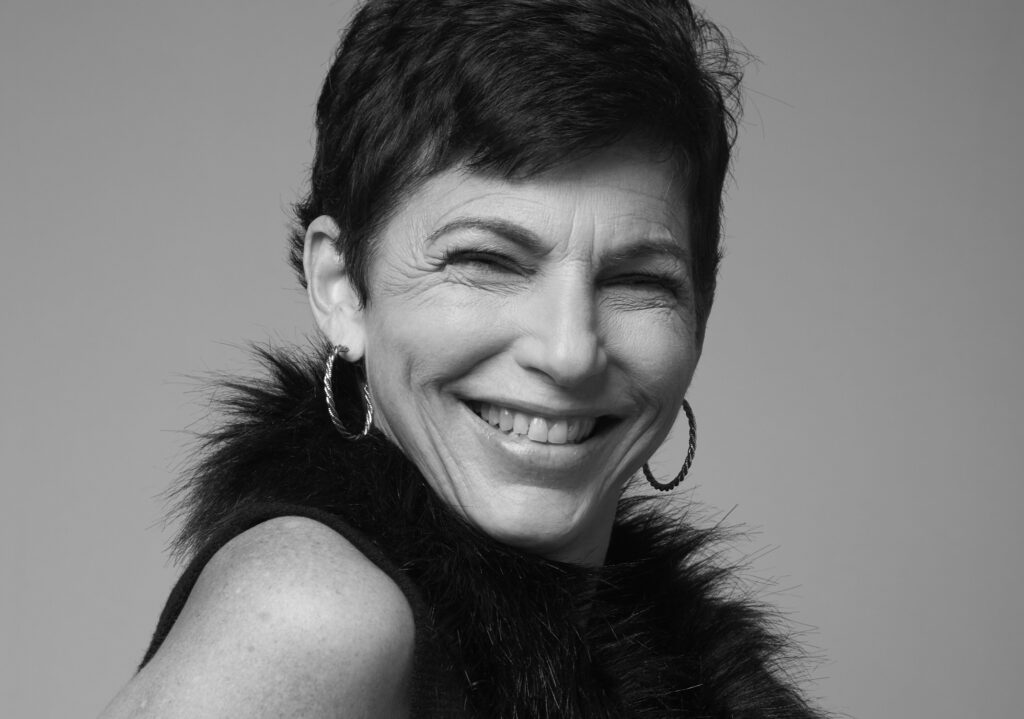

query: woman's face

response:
[315,143,700,565]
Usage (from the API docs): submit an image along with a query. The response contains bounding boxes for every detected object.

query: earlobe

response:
[303,215,367,360]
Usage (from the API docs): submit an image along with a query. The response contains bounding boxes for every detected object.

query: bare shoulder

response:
[100,516,414,719]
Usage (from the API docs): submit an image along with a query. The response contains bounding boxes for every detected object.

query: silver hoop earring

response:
[324,345,374,440]
[643,399,696,492]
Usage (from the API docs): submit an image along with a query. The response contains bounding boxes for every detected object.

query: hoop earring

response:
[643,399,696,492]
[324,344,374,440]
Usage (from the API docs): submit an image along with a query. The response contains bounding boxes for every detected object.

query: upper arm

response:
[99,516,415,719]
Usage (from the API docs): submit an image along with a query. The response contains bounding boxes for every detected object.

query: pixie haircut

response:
[290,0,743,339]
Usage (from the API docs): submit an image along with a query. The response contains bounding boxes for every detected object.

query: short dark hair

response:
[290,0,744,339]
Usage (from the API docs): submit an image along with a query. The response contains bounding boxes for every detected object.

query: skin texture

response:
[98,517,414,718]
[308,142,701,566]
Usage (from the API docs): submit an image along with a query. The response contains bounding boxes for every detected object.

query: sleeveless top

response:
[137,345,826,718]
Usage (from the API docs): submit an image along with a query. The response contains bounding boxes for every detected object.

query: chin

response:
[463,487,612,565]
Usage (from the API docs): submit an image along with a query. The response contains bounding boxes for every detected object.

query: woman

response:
[102,0,825,716]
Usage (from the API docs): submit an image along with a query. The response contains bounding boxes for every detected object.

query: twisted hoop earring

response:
[324,345,374,440]
[643,399,696,492]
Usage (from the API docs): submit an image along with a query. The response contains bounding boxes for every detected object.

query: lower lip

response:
[461,402,597,471]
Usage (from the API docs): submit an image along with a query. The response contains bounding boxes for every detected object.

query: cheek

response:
[604,310,699,398]
[367,286,507,384]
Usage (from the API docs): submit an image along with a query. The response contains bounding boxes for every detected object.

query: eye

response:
[440,248,523,274]
[609,273,685,296]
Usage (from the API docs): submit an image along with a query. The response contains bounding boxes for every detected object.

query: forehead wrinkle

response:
[432,190,546,223]
[605,211,685,240]
[398,155,690,265]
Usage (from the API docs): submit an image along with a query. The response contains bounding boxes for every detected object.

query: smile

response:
[470,401,598,445]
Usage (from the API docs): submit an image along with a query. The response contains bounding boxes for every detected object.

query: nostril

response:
[514,332,608,388]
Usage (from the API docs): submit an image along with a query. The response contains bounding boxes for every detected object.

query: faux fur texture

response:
[168,343,826,718]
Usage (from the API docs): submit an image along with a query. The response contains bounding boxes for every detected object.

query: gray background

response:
[2,1,1021,717]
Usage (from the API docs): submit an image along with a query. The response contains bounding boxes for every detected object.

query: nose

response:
[512,275,608,387]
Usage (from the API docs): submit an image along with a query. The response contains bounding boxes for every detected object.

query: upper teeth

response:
[473,402,597,444]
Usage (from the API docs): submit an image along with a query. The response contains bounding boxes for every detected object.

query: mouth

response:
[468,400,607,445]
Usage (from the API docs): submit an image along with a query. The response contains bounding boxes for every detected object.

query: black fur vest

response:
[158,344,825,718]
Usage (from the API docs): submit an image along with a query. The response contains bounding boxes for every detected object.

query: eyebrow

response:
[601,238,690,268]
[425,216,689,265]
[424,217,546,254]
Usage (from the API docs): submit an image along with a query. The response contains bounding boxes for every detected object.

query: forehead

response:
[389,143,690,250]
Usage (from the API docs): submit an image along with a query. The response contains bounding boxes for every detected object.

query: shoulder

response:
[194,514,413,625]
[188,515,414,651]
[100,516,414,718]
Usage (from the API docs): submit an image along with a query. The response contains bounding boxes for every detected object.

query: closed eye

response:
[609,273,685,295]
[440,248,524,274]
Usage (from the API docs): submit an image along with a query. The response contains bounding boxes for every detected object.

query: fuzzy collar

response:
[171,344,824,718]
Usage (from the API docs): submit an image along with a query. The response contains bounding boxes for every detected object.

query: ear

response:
[303,215,367,361]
